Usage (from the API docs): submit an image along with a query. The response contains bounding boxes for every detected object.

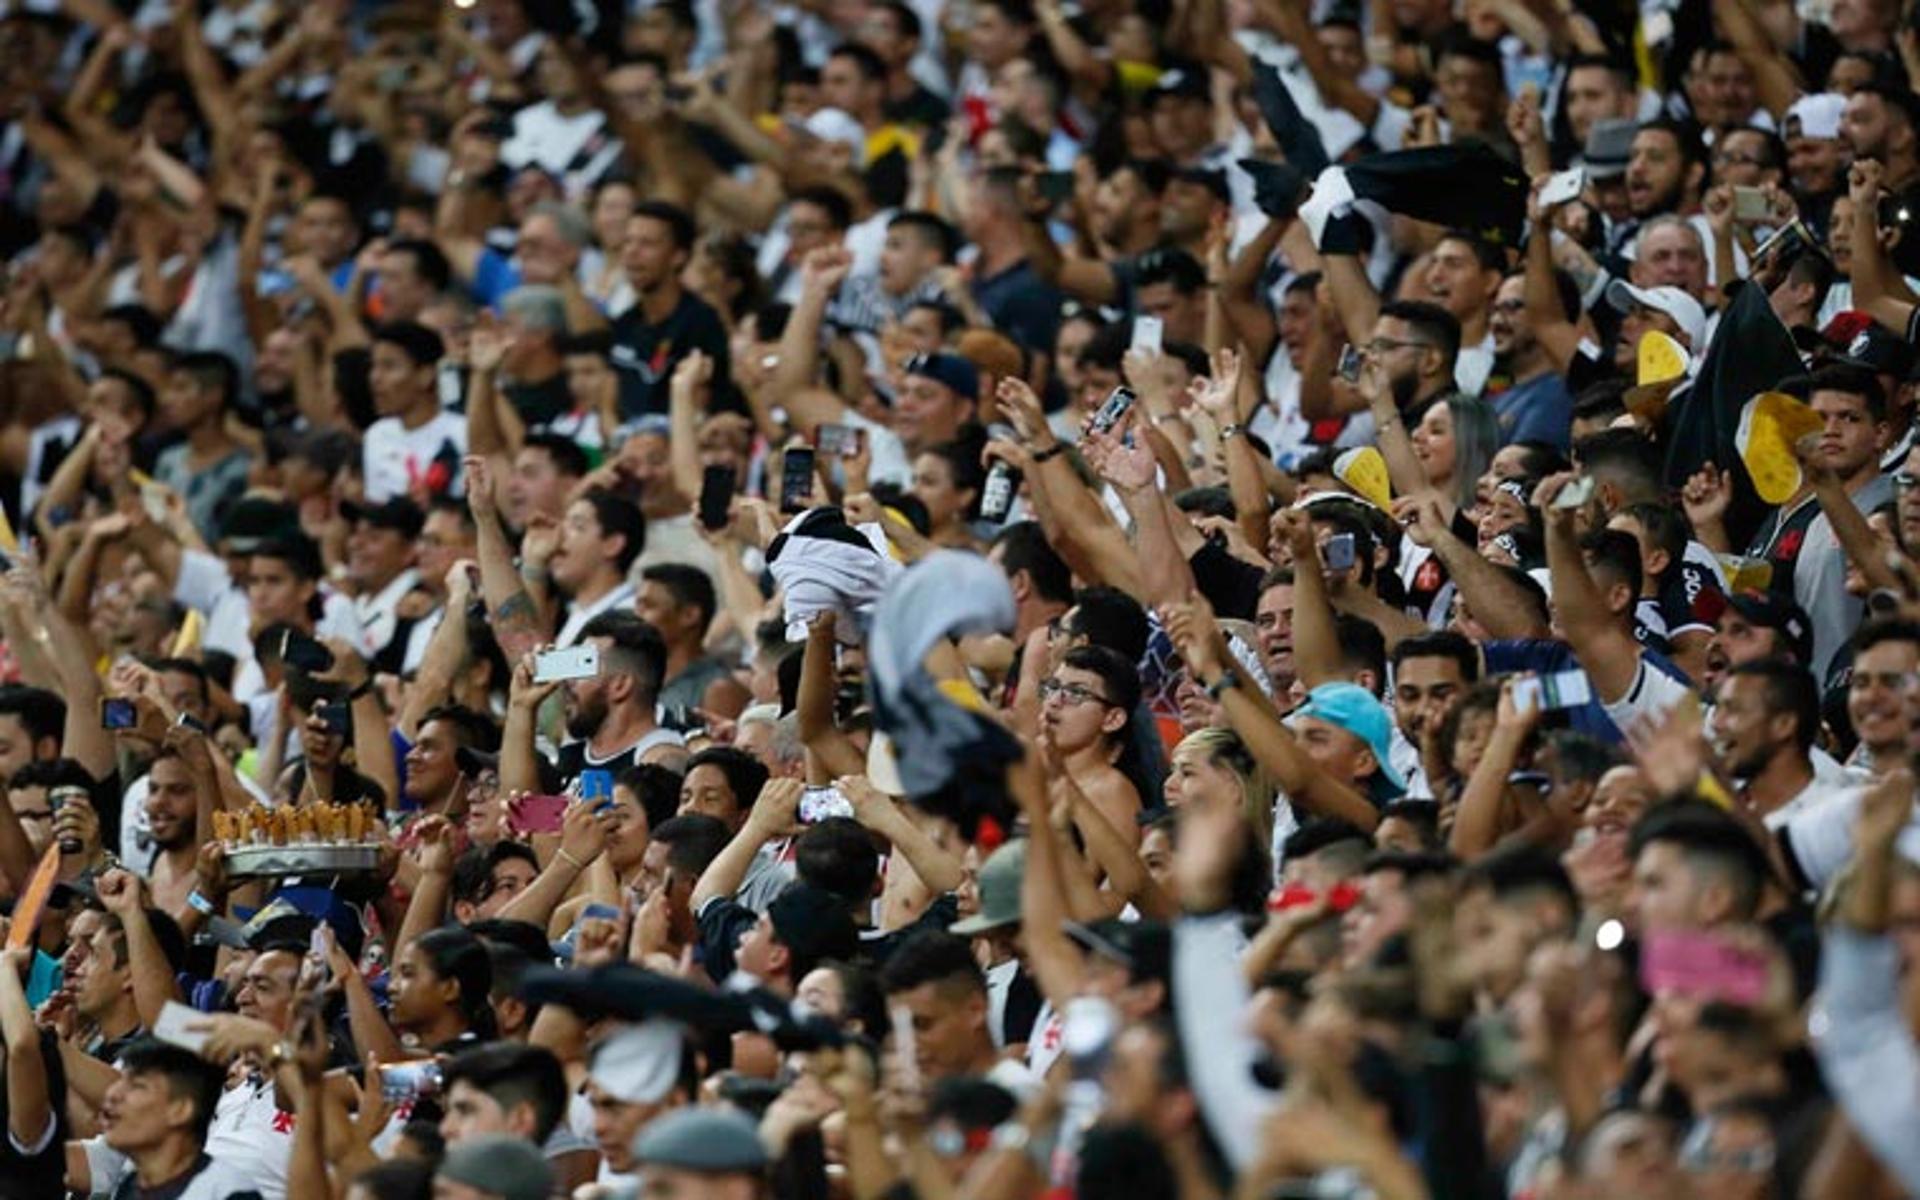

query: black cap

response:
[767,883,859,976]
[1146,60,1211,105]
[371,320,446,367]
[1826,319,1916,378]
[219,497,300,553]
[340,496,426,539]
[1065,918,1171,989]
[1726,590,1814,665]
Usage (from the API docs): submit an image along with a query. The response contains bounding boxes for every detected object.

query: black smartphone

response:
[280,630,335,674]
[780,447,817,514]
[699,465,736,531]
[174,711,209,734]
[1036,170,1074,202]
[101,698,137,730]
[317,701,351,735]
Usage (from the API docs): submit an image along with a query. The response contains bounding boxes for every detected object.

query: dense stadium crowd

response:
[2,0,1920,1197]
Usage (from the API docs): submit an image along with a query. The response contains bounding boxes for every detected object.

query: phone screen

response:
[699,465,736,531]
[780,447,817,513]
[509,794,571,835]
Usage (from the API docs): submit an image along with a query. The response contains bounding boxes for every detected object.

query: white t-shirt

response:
[555,580,637,648]
[204,1077,295,1200]
[81,1138,269,1199]
[362,410,467,503]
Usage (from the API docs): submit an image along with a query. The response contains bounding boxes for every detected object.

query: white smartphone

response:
[1130,315,1164,357]
[1551,476,1596,510]
[533,644,602,684]
[1512,669,1594,713]
[889,1003,920,1092]
[155,1000,211,1054]
[1540,167,1585,208]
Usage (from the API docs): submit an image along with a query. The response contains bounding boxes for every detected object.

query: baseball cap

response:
[218,496,299,554]
[802,106,868,163]
[950,839,1026,935]
[1606,281,1707,350]
[1582,118,1637,179]
[339,495,426,539]
[633,1107,769,1174]
[903,351,980,400]
[1147,61,1211,105]
[767,883,859,974]
[1725,590,1814,665]
[1064,918,1171,988]
[1786,93,1845,141]
[436,1135,553,1200]
[589,1021,685,1104]
[1822,310,1915,377]
[1289,682,1408,800]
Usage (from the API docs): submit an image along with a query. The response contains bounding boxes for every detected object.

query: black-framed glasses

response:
[1039,679,1114,707]
[1895,472,1920,492]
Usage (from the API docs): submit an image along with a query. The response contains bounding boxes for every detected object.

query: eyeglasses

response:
[1365,337,1433,355]
[1491,298,1527,314]
[1039,679,1114,707]
[1713,152,1766,169]
[1895,472,1920,492]
[1679,1125,1775,1174]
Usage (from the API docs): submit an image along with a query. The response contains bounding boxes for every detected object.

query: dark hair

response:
[1390,630,1480,680]
[651,812,733,876]
[1335,614,1389,694]
[685,746,770,815]
[441,1043,568,1141]
[880,930,986,997]
[888,210,958,261]
[350,1159,434,1200]
[1077,1123,1179,1200]
[617,762,684,832]
[1436,27,1503,71]
[371,320,446,367]
[1283,817,1373,863]
[641,563,718,633]
[1463,842,1577,913]
[1628,800,1770,918]
[252,532,326,582]
[118,1040,226,1142]
[1636,116,1709,176]
[1725,658,1821,753]
[576,487,646,574]
[632,200,697,250]
[1578,527,1643,598]
[522,432,591,478]
[1361,849,1458,881]
[1573,427,1663,503]
[413,926,498,1040]
[170,350,240,411]
[877,0,923,41]
[928,1077,1019,1130]
[0,685,65,749]
[1566,52,1633,87]
[1068,585,1149,662]
[1802,362,1888,422]
[1572,379,1630,426]
[579,610,669,702]
[418,704,501,754]
[386,238,453,293]
[990,521,1072,604]
[1376,799,1442,848]
[451,842,536,908]
[1617,502,1689,582]
[828,40,888,82]
[790,184,854,232]
[466,917,554,966]
[1378,300,1461,367]
[795,817,880,906]
[1853,81,1920,131]
[1135,248,1207,295]
[98,365,158,420]
[6,757,96,794]
[1438,229,1505,273]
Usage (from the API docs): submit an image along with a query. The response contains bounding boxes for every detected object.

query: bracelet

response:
[186,890,216,916]
[1218,423,1246,442]
[1032,443,1067,463]
[556,849,587,871]
[346,679,374,701]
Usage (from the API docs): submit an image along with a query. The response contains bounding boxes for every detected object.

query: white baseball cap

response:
[1606,281,1707,350]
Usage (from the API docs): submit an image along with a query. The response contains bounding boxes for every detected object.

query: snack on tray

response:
[214,801,381,850]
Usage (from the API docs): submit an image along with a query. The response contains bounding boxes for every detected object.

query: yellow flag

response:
[169,609,203,658]
[1333,447,1393,511]
[1737,392,1825,504]
[1637,330,1689,385]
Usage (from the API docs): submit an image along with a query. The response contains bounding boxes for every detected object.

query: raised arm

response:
[690,779,803,912]
[1535,473,1644,703]
[495,802,609,929]
[1847,160,1919,335]
[796,617,866,782]
[1273,510,1345,690]
[464,456,550,664]
[1523,183,1586,373]
[1397,492,1550,638]
[1448,679,1538,857]
[763,248,857,436]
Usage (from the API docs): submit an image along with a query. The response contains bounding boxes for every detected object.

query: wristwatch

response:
[1206,668,1241,700]
[1218,423,1246,442]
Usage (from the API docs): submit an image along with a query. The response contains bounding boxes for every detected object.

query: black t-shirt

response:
[608,291,732,418]
[0,1029,66,1199]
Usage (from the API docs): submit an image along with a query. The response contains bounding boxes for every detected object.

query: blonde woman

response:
[1163,726,1279,862]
